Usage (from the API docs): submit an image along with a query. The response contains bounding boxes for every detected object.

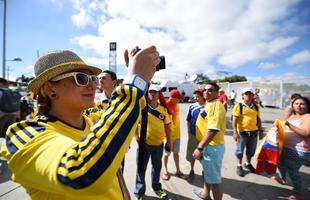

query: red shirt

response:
[218,94,228,104]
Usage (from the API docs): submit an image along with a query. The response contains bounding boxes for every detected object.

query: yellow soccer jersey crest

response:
[146,105,171,146]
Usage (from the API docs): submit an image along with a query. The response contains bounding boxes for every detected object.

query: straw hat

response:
[28,50,102,94]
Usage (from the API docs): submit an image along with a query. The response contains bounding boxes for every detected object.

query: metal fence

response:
[218,78,310,109]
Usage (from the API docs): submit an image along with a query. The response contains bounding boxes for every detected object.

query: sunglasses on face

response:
[204,88,214,93]
[148,90,159,93]
[244,92,253,95]
[51,72,99,87]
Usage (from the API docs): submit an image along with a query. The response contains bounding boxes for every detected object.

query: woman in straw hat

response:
[0,46,160,200]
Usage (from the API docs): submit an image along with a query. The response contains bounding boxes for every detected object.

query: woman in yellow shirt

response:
[0,47,160,200]
[134,84,171,199]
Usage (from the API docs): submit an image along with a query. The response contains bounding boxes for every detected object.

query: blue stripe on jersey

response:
[62,88,127,162]
[58,87,140,188]
[16,123,34,140]
[59,163,66,168]
[65,87,131,172]
[6,121,45,154]
[6,126,19,154]
[187,103,204,135]
[92,87,126,133]
[148,107,165,122]
[24,121,46,134]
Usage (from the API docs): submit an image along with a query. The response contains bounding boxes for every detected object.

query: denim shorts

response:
[235,131,258,159]
[201,145,225,184]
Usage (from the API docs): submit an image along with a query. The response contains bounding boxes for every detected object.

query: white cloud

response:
[84,56,108,67]
[71,8,94,27]
[286,50,310,65]
[247,72,308,82]
[25,65,33,70]
[258,62,278,69]
[67,0,303,81]
[69,0,107,27]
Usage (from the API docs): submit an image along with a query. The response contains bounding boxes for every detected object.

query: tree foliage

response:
[194,73,247,84]
[17,75,35,83]
[219,75,247,83]
[195,73,211,84]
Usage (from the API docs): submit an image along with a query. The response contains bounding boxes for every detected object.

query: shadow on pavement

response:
[143,192,193,200]
[186,172,310,200]
[222,177,291,200]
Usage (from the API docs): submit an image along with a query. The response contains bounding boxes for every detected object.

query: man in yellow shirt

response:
[232,87,263,177]
[95,70,117,107]
[186,88,206,183]
[85,70,117,119]
[193,83,226,200]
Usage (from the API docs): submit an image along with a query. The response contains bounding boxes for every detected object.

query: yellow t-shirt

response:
[170,104,181,140]
[196,100,226,145]
[232,103,260,132]
[146,105,171,146]
[0,85,145,200]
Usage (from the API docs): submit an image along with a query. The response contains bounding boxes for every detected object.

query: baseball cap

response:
[169,89,185,100]
[194,88,205,95]
[149,84,161,92]
[242,87,253,94]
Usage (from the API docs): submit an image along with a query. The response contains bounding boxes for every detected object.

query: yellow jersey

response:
[232,103,260,132]
[169,103,181,140]
[146,104,171,146]
[0,85,145,200]
[196,99,226,145]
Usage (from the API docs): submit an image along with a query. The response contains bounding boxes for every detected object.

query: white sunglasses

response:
[51,72,99,87]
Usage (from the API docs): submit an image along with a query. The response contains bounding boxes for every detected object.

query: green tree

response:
[196,73,211,84]
[219,75,247,83]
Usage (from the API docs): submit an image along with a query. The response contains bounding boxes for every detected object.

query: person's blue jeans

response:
[235,132,258,159]
[134,143,163,197]
[278,147,310,193]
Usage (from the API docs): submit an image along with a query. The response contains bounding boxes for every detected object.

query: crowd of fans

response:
[0,47,309,200]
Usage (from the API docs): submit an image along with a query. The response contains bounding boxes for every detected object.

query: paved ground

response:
[0,105,309,200]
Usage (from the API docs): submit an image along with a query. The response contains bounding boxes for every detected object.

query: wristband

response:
[197,147,204,152]
[285,121,290,127]
[123,74,148,94]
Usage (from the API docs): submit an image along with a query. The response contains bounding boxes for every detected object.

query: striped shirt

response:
[186,103,205,136]
[0,85,145,200]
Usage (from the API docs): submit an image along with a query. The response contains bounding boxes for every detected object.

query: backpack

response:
[239,102,258,114]
[0,88,22,112]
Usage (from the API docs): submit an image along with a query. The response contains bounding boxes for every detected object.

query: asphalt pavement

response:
[0,105,309,200]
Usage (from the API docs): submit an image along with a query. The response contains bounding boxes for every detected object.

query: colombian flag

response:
[256,119,284,174]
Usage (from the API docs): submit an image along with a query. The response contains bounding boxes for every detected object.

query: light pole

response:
[1,0,7,78]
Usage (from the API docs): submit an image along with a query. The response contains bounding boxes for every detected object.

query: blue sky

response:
[1,0,310,82]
